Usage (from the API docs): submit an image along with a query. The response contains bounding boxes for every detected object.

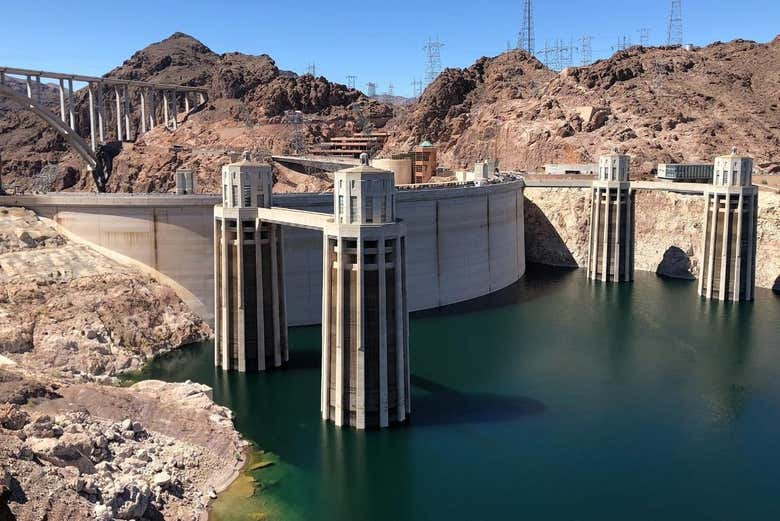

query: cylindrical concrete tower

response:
[214,152,288,371]
[321,154,410,429]
[699,149,758,301]
[587,151,635,282]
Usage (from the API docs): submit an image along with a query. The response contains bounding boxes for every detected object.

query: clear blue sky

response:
[1,0,777,97]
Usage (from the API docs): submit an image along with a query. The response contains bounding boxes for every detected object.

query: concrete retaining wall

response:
[5,181,526,326]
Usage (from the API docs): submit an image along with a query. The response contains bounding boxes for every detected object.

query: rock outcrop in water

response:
[524,188,780,292]
[0,207,246,520]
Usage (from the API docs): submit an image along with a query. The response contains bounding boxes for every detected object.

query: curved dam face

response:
[7,181,526,326]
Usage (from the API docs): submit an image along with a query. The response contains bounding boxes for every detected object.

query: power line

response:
[613,35,632,52]
[542,39,576,71]
[667,0,683,46]
[579,35,593,65]
[411,78,423,98]
[517,0,535,56]
[423,36,444,85]
[638,27,651,47]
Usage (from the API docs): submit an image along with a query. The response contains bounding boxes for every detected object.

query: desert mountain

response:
[0,33,392,193]
[384,37,780,176]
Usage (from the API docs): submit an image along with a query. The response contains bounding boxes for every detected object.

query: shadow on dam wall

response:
[522,196,579,268]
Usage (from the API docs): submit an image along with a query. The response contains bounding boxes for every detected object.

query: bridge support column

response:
[698,150,758,301]
[67,78,75,130]
[123,85,131,141]
[58,79,66,123]
[184,92,190,113]
[140,89,147,134]
[96,84,105,143]
[163,91,170,128]
[171,91,178,130]
[149,90,156,129]
[114,87,123,141]
[214,153,288,372]
[587,151,634,282]
[88,84,96,151]
[321,155,410,429]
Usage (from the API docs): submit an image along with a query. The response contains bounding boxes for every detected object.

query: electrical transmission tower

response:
[411,78,423,98]
[283,110,306,156]
[667,0,683,46]
[387,82,394,97]
[579,35,593,65]
[542,39,575,71]
[346,75,357,89]
[613,36,631,52]
[638,28,651,47]
[366,82,377,97]
[423,36,444,85]
[517,0,534,55]
[306,63,317,76]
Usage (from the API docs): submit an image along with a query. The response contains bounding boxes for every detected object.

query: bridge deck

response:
[256,207,331,231]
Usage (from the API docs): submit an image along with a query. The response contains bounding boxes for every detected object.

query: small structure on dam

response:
[213,153,410,429]
[587,151,635,282]
[214,153,289,372]
[698,149,758,301]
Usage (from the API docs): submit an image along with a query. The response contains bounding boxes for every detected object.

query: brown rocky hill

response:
[384,37,780,176]
[0,32,392,193]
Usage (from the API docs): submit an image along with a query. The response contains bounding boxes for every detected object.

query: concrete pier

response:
[587,152,635,282]
[321,156,410,429]
[214,154,288,371]
[698,149,758,301]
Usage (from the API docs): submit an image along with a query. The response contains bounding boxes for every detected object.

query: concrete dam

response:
[6,180,526,326]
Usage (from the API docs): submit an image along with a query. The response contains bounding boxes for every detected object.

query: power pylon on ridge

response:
[579,35,593,66]
[542,39,575,71]
[423,36,444,85]
[613,35,631,52]
[306,63,316,76]
[517,0,534,56]
[667,0,683,46]
[387,82,394,97]
[411,78,423,98]
[365,82,377,98]
[346,75,357,89]
[638,27,651,47]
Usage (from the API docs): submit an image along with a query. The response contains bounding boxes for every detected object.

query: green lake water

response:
[134,266,780,520]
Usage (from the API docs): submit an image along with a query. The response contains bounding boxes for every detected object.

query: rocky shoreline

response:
[0,207,248,520]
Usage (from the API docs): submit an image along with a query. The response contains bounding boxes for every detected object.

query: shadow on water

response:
[412,263,578,319]
[409,375,545,427]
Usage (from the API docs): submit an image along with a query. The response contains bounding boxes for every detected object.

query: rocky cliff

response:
[524,188,780,292]
[385,38,780,176]
[0,33,393,194]
[0,207,246,520]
